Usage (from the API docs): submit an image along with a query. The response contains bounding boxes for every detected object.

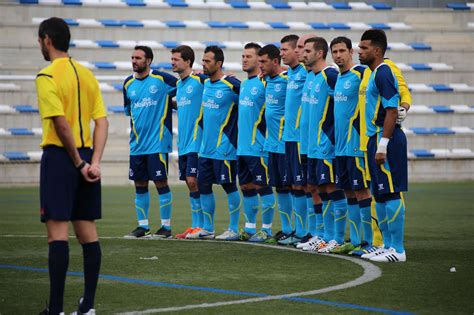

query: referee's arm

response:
[91,116,108,168]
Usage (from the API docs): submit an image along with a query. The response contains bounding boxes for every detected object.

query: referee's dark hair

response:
[244,42,262,53]
[38,17,71,52]
[171,45,195,67]
[304,37,329,60]
[330,36,352,50]
[134,45,154,62]
[258,44,281,64]
[204,45,225,65]
[280,34,299,48]
[361,29,388,54]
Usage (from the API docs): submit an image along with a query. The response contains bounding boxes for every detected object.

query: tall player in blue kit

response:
[237,43,277,243]
[278,34,310,245]
[329,37,373,254]
[359,29,407,262]
[123,46,177,239]
[303,37,348,253]
[171,45,206,239]
[188,46,242,240]
[257,44,292,242]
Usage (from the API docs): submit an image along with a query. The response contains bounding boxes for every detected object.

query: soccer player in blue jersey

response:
[123,46,177,239]
[303,37,348,253]
[257,44,292,242]
[359,29,407,262]
[236,43,277,243]
[293,34,326,250]
[329,37,374,254]
[278,34,311,245]
[187,46,242,240]
[171,45,206,239]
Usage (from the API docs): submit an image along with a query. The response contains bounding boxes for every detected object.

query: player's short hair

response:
[280,34,299,48]
[304,37,329,59]
[204,45,225,65]
[134,45,154,62]
[330,36,352,50]
[244,42,262,53]
[258,44,281,63]
[38,17,70,52]
[361,29,387,54]
[171,45,195,67]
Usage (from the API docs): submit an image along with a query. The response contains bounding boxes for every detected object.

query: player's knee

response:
[240,182,254,191]
[154,179,168,189]
[186,177,199,192]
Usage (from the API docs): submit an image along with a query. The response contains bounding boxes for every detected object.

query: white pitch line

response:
[0,234,382,315]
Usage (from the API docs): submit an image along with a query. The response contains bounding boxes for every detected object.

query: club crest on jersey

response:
[274,84,282,92]
[307,81,313,89]
[149,85,158,94]
[250,87,258,95]
[315,83,321,92]
[186,85,194,94]
[344,80,351,89]
[296,73,301,80]
[131,90,136,97]
[215,90,224,99]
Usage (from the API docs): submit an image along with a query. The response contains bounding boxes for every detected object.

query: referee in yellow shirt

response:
[36,17,108,315]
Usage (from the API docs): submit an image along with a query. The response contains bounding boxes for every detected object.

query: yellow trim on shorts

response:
[323,159,334,183]
[223,160,232,183]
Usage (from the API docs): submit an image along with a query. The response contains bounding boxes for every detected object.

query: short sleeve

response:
[36,74,65,119]
[161,71,178,97]
[375,65,400,109]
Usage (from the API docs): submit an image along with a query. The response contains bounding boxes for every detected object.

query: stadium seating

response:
[0,0,473,184]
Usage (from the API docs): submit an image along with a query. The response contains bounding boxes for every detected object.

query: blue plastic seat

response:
[411,149,435,158]
[96,40,119,48]
[8,128,34,136]
[3,152,30,161]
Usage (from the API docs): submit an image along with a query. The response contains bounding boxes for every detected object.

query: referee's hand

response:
[80,163,100,182]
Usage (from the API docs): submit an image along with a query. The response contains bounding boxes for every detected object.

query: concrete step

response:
[2,3,473,26]
[2,24,474,47]
[1,157,473,186]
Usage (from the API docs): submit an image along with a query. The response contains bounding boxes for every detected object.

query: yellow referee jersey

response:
[35,57,107,148]
[358,58,412,152]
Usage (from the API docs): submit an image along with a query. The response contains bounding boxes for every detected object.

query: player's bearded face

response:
[38,37,50,62]
[131,51,149,74]
[358,40,374,65]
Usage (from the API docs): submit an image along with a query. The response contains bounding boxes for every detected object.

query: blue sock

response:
[293,190,308,238]
[307,194,316,236]
[48,241,69,314]
[157,186,172,230]
[347,198,361,245]
[189,192,202,228]
[386,195,405,253]
[330,190,348,244]
[277,190,293,234]
[259,187,275,235]
[200,193,215,232]
[320,193,334,242]
[359,197,373,245]
[314,203,324,238]
[242,189,259,234]
[375,198,391,249]
[227,190,241,233]
[135,186,149,229]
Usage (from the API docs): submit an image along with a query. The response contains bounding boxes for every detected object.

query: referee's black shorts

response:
[40,146,101,223]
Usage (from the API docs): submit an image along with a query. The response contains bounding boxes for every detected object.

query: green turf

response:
[0,182,473,314]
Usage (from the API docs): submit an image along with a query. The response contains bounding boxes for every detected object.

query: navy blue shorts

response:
[129,153,168,181]
[237,155,269,185]
[367,127,408,195]
[268,152,288,187]
[178,153,199,181]
[40,146,101,223]
[307,157,335,186]
[284,142,306,186]
[198,157,236,185]
[335,156,369,191]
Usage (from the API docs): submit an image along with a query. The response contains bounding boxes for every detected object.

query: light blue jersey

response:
[283,63,307,142]
[123,70,177,155]
[307,66,338,159]
[237,75,267,157]
[176,73,206,156]
[263,72,288,154]
[365,63,400,137]
[200,76,241,160]
[299,70,314,155]
[334,65,366,157]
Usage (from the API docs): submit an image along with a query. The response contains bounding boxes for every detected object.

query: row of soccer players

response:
[123,29,409,263]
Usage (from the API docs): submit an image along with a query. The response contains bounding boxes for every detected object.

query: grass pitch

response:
[0,182,473,314]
